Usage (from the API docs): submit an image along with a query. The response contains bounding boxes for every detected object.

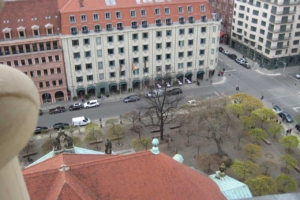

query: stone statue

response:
[53,131,73,151]
[105,139,112,154]
[218,163,226,177]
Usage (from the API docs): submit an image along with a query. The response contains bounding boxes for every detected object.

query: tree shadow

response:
[281,167,290,174]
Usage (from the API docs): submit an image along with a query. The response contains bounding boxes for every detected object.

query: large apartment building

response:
[231,0,300,69]
[209,0,234,45]
[59,0,221,98]
[0,0,68,104]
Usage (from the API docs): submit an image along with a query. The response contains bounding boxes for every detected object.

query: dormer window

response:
[31,25,40,36]
[17,26,26,38]
[3,27,12,40]
[201,15,207,22]
[45,23,53,35]
[131,21,138,29]
[179,17,185,24]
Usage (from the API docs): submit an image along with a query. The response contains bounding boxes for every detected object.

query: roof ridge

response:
[59,0,75,12]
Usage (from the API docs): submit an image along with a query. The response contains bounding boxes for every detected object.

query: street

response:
[38,51,300,129]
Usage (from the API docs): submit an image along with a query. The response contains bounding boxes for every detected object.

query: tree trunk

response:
[160,121,164,140]
[214,138,223,157]
[197,147,200,157]
[237,138,241,149]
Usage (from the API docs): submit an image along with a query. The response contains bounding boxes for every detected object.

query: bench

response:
[151,129,161,133]
[263,138,271,145]
[22,151,38,158]
[89,139,103,145]
[169,125,181,129]
[294,165,300,173]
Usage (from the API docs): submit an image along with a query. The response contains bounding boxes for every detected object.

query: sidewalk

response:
[40,73,224,111]
[219,43,300,76]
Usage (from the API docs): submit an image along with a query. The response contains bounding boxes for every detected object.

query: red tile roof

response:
[23,151,226,200]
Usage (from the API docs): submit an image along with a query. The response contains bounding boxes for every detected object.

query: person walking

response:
[81,96,84,103]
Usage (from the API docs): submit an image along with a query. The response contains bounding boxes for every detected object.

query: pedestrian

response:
[101,96,104,101]
[81,96,84,103]
[289,128,292,135]
[286,129,289,135]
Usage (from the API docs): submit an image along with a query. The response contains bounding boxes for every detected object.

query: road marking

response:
[226,64,232,68]
[293,107,300,112]
[289,75,299,82]
[214,92,220,96]
[219,59,223,62]
[224,69,236,72]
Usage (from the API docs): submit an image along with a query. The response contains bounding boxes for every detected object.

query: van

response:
[72,116,91,126]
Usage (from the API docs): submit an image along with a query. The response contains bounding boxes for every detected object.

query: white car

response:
[166,82,171,88]
[296,73,300,79]
[222,50,230,55]
[83,100,100,108]
[177,79,183,85]
[235,58,246,64]
[147,89,163,97]
[157,83,162,88]
[272,105,282,114]
[185,78,191,84]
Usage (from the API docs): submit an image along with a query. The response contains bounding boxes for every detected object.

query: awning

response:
[109,83,117,88]
[143,77,150,81]
[87,86,95,91]
[77,88,85,92]
[185,71,192,77]
[132,79,140,84]
[155,76,162,81]
[176,73,184,78]
[165,74,172,79]
[220,31,224,37]
[120,81,127,86]
[197,70,204,75]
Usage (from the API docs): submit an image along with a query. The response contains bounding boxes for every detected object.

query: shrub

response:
[72,96,78,101]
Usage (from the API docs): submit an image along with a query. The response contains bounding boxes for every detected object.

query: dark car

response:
[34,126,49,134]
[39,109,43,116]
[167,88,182,95]
[123,95,140,103]
[227,54,237,60]
[219,47,224,52]
[53,123,70,130]
[295,124,300,132]
[278,112,293,123]
[49,106,66,114]
[69,103,83,111]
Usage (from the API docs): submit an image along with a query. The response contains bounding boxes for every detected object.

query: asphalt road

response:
[38,51,300,129]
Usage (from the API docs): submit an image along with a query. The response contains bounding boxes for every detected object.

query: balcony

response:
[179,20,185,24]
[132,25,139,29]
[106,27,113,31]
[268,27,292,32]
[117,26,123,30]
[267,35,291,41]
[71,31,78,35]
[156,22,162,26]
[82,30,90,34]
[271,9,295,15]
[142,23,148,28]
[166,21,173,26]
[265,43,289,49]
[269,18,294,23]
[188,19,195,24]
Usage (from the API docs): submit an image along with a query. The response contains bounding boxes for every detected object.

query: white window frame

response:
[142,20,148,27]
[130,10,136,18]
[116,11,122,19]
[93,13,99,21]
[156,19,162,26]
[117,22,123,30]
[94,25,101,32]
[154,8,160,15]
[99,73,104,80]
[106,23,113,30]
[97,49,102,58]
[69,15,76,23]
[81,14,87,22]
[164,7,170,15]
[105,12,111,20]
[3,28,11,40]
[131,21,138,28]
[70,27,78,34]
[187,5,193,13]
[141,9,146,17]
[200,5,206,12]
[96,37,101,45]
[178,6,184,14]
[178,63,183,69]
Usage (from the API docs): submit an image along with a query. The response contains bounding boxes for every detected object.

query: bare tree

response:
[198,153,217,173]
[122,110,140,128]
[137,76,184,140]
[193,136,210,158]
[177,113,197,147]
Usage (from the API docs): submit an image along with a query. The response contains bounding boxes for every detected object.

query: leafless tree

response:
[122,110,140,128]
[193,136,210,158]
[198,153,217,173]
[137,75,184,140]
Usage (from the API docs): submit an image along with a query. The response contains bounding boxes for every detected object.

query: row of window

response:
[0,41,59,56]
[23,68,62,77]
[1,55,60,67]
[70,16,207,34]
[69,5,206,23]
[36,79,64,89]
[3,26,54,40]
[76,61,208,82]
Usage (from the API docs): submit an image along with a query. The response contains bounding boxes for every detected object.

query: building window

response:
[166,54,171,59]
[84,38,90,45]
[131,21,138,28]
[108,48,114,55]
[187,62,192,67]
[187,6,193,13]
[141,9,146,17]
[201,27,206,33]
[21,60,25,66]
[188,16,194,23]
[98,62,103,69]
[46,27,53,35]
[96,37,101,45]
[166,30,172,36]
[188,28,194,34]
[106,24,113,31]
[187,51,193,56]
[69,16,76,23]
[110,72,115,78]
[166,18,172,25]
[165,7,170,14]
[166,42,171,48]
[19,30,25,38]
[178,52,184,58]
[200,38,206,44]
[179,29,184,35]
[74,52,80,59]
[53,80,57,86]
[109,60,115,66]
[42,57,46,63]
[85,63,92,69]
[142,20,148,28]
[156,31,162,37]
[85,51,91,58]
[35,58,39,64]
[130,10,136,18]
[82,26,89,33]
[156,43,162,49]
[143,32,148,39]
[178,41,184,47]
[33,29,39,36]
[116,11,122,19]
[37,70,41,76]
[57,68,61,74]
[178,6,183,14]
[200,5,206,12]
[154,8,160,15]
[81,15,87,22]
[199,49,205,55]
[143,44,148,51]
[178,63,183,69]
[97,50,102,57]
[71,27,78,34]
[118,47,124,54]
[94,25,101,32]
[188,40,193,46]
[75,64,82,71]
[87,75,93,81]
[292,48,297,53]
[39,82,43,88]
[28,59,32,65]
[105,12,111,20]
[211,49,215,55]
[93,13,99,21]
[48,56,53,62]
[133,46,138,52]
[156,19,162,26]
[107,36,113,43]
[118,35,124,41]
[76,76,83,82]
[99,73,104,80]
[117,23,123,30]
[43,69,48,76]
[199,60,204,66]
[132,33,138,40]
[133,57,139,63]
[179,17,185,24]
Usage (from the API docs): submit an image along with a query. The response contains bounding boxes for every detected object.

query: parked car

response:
[219,47,224,52]
[39,109,43,116]
[235,58,246,64]
[185,78,191,84]
[241,63,251,69]
[227,54,237,60]
[147,89,164,97]
[278,112,293,123]
[166,82,171,88]
[167,88,182,95]
[69,103,83,111]
[295,124,300,132]
[272,105,282,114]
[53,123,69,130]
[296,73,300,79]
[123,95,140,103]
[222,50,230,55]
[239,60,248,65]
[34,126,49,134]
[72,116,91,126]
[49,106,66,114]
[83,100,99,108]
